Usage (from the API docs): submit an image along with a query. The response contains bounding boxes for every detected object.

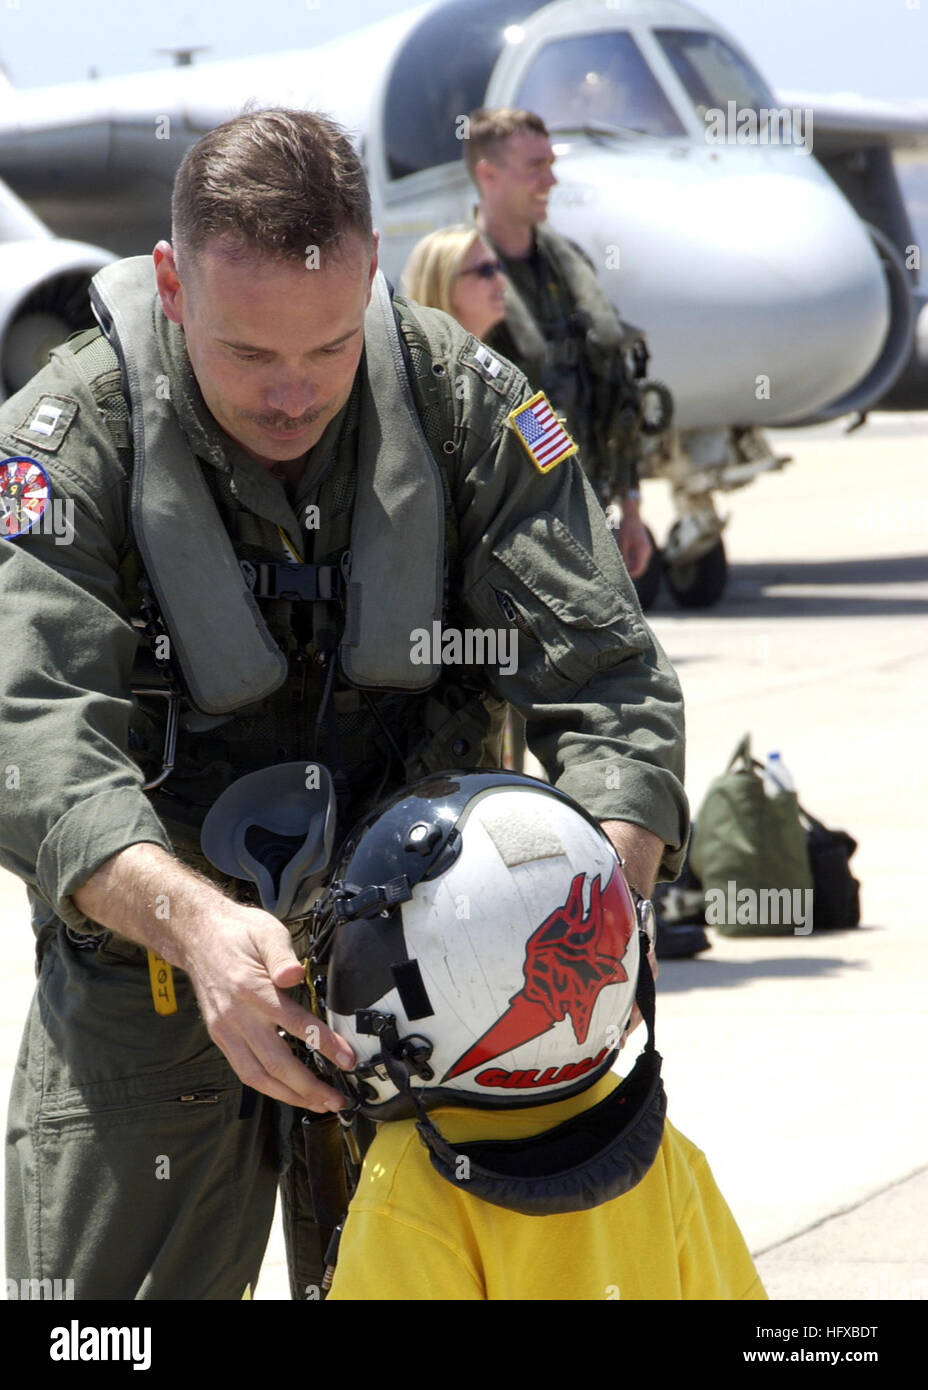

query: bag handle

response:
[726,733,754,773]
[734,737,857,851]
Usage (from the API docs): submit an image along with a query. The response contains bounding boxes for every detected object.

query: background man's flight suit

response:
[483,225,643,501]
[0,270,687,1298]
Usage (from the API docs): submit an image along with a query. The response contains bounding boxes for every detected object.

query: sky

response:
[0,0,925,103]
[1,0,925,248]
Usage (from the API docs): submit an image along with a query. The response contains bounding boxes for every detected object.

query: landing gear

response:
[663,528,728,609]
[632,527,662,610]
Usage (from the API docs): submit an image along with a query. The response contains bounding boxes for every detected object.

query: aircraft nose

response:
[553,147,890,429]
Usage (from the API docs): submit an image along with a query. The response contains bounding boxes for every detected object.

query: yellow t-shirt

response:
[327,1073,767,1301]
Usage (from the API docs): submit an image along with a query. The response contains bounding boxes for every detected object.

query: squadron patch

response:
[0,456,52,538]
[508,391,578,473]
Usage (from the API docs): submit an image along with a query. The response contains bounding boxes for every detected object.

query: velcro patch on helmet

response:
[507,391,578,473]
[12,395,79,454]
[481,804,565,867]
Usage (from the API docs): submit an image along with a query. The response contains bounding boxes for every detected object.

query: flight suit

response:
[483,224,642,501]
[0,266,688,1299]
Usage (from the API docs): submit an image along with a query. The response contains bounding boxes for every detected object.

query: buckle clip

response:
[254,563,339,601]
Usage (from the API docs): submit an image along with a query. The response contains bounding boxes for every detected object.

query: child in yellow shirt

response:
[305,771,765,1301]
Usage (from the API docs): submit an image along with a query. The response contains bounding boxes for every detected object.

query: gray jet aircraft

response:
[0,0,925,605]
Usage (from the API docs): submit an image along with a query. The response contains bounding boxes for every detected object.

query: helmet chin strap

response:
[370,931,666,1216]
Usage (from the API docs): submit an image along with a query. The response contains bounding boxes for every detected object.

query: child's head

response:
[309,770,666,1214]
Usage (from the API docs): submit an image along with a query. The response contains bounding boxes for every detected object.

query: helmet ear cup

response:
[200,761,337,918]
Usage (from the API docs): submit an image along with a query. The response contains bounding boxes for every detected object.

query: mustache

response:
[247,407,324,431]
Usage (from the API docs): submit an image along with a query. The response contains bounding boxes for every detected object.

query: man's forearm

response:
[72,843,231,971]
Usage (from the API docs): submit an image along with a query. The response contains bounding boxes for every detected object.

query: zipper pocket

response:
[494,588,535,639]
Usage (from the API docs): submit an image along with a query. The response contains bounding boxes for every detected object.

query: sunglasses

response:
[458,259,505,280]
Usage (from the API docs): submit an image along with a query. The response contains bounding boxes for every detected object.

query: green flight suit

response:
[483,225,642,499]
[0,268,687,1300]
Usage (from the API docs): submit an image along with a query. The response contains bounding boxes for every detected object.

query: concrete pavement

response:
[1,410,926,1300]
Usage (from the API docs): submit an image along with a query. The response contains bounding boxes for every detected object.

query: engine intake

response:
[0,238,114,399]
[787,224,914,425]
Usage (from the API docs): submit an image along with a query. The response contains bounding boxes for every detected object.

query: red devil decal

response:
[444,863,635,1081]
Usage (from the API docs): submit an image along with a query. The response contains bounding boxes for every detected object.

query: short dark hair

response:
[171,108,373,269]
[464,107,550,181]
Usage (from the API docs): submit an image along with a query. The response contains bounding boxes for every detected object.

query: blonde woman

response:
[402,224,506,340]
[404,224,530,775]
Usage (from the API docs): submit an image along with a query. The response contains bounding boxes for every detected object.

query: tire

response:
[632,527,662,610]
[638,380,674,435]
[664,535,728,608]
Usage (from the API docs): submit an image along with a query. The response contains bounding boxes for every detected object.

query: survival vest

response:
[486,225,642,493]
[88,258,450,716]
[498,224,625,378]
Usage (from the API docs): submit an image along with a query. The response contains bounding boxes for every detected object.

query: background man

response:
[0,109,687,1299]
[466,106,653,580]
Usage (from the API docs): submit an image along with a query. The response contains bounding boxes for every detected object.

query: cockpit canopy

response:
[382,0,778,180]
[383,0,542,179]
[655,27,777,122]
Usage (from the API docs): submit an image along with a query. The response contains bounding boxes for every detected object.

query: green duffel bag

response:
[690,734,814,937]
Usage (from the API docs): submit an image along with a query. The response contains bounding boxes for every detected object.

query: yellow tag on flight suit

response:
[147,950,178,1016]
[507,391,578,473]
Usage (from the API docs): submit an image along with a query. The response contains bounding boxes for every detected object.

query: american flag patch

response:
[507,391,578,473]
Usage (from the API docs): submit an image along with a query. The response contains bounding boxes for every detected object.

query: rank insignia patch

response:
[472,343,502,378]
[12,394,78,453]
[508,391,578,473]
[0,456,52,538]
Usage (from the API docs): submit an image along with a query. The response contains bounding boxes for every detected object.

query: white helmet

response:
[309,771,665,1214]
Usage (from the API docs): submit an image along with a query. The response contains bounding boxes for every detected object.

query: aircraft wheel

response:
[664,532,728,608]
[638,380,674,435]
[632,528,662,610]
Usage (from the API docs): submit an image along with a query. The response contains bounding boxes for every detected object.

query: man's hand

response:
[599,820,661,1046]
[615,498,653,580]
[73,844,354,1112]
[175,899,354,1111]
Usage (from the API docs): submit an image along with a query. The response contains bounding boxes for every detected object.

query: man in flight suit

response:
[0,109,687,1299]
[466,106,653,580]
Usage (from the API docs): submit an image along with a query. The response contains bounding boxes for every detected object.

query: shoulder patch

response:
[0,455,52,538]
[507,391,579,473]
[459,338,514,398]
[11,394,79,454]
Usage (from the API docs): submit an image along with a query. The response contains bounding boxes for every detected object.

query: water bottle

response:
[764,751,795,797]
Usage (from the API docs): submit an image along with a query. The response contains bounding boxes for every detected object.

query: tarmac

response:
[0,410,926,1302]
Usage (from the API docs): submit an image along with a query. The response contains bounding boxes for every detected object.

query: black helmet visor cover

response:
[314,771,666,1216]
